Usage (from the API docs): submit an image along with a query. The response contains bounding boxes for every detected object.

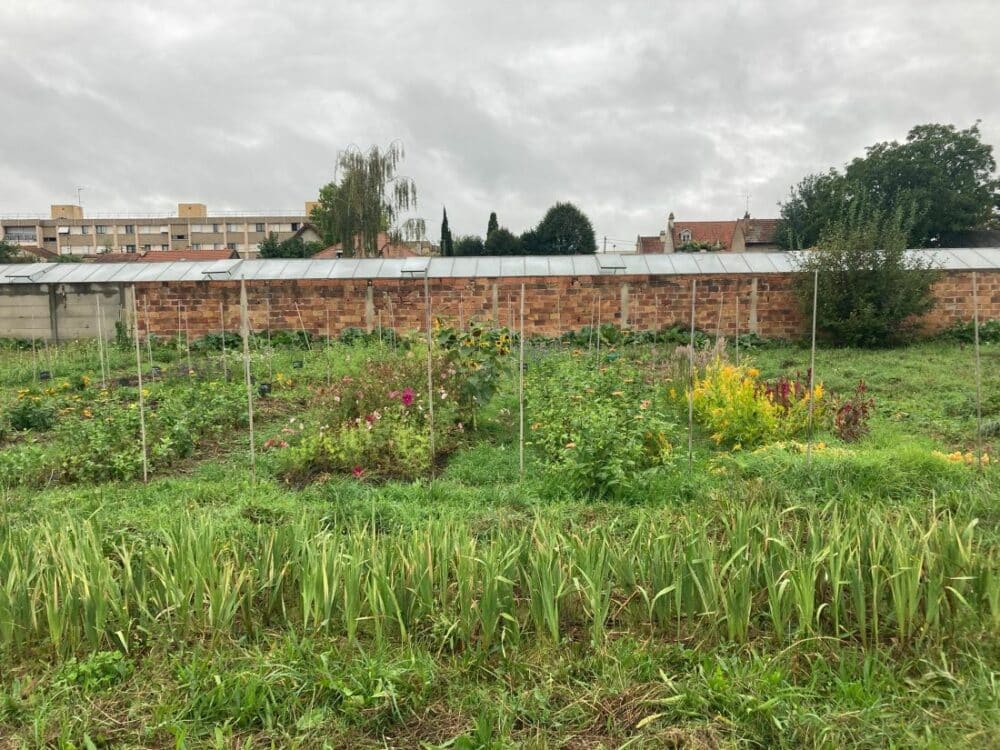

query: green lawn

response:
[0,334,997,749]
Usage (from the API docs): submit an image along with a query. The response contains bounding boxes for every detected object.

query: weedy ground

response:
[0,333,997,749]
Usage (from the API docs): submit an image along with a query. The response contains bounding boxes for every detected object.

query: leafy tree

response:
[258,233,324,259]
[795,202,939,347]
[0,239,23,263]
[311,142,424,257]
[519,228,541,255]
[531,202,597,254]
[440,207,454,257]
[487,212,499,238]
[778,123,999,249]
[453,235,484,256]
[484,227,522,256]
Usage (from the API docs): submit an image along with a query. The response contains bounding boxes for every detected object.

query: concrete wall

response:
[0,285,121,341]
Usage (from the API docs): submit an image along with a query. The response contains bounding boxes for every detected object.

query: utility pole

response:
[76,187,85,208]
[603,236,607,253]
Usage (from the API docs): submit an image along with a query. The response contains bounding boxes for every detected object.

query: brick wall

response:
[131,269,1000,341]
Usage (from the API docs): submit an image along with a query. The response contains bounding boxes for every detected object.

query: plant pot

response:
[292,360,304,370]
[38,371,51,381]
[258,382,272,397]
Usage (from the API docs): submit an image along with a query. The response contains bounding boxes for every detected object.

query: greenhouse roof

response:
[1,248,998,285]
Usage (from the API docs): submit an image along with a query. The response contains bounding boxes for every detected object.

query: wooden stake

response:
[687,280,696,467]
[972,272,984,470]
[519,282,526,481]
[294,301,312,351]
[130,286,149,483]
[219,302,228,380]
[31,329,38,382]
[143,299,153,371]
[424,273,435,476]
[184,308,192,376]
[326,308,332,388]
[266,296,273,380]
[735,292,740,366]
[805,270,819,469]
[459,292,465,331]
[95,296,107,386]
[715,292,724,345]
[596,293,602,361]
[240,278,256,480]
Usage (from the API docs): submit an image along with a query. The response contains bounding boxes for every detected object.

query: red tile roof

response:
[313,232,417,259]
[673,221,739,250]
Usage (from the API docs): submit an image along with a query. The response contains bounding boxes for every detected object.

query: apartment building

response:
[1,201,322,259]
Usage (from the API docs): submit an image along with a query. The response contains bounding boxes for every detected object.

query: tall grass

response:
[0,503,996,658]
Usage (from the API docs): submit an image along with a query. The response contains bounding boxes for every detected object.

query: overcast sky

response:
[1,0,998,247]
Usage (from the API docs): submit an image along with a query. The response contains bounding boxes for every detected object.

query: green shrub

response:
[8,396,57,431]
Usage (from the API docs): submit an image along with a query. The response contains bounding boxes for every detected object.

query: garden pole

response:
[31,328,38,382]
[424,272,435,477]
[972,272,984,471]
[688,280,696,467]
[219,302,228,380]
[596,293,602,362]
[294,301,312,351]
[177,304,183,352]
[459,292,465,332]
[266,296,273,381]
[326,308,332,388]
[588,295,596,351]
[715,291,724,348]
[143,299,153,371]
[805,269,819,469]
[95,296,107,386]
[735,293,740,366]
[519,282,526,481]
[556,289,562,344]
[184,309,192,376]
[130,286,149,483]
[378,310,383,348]
[240,278,256,481]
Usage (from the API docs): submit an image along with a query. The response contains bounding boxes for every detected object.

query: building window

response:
[43,236,56,242]
[679,229,692,242]
[211,223,220,232]
[125,244,136,253]
[291,222,300,231]
[192,244,202,250]
[95,225,108,235]
[226,242,237,250]
[3,227,36,242]
[226,223,242,232]
[143,244,151,252]
[255,223,265,232]
[80,226,90,235]
[124,224,135,234]
[172,234,186,241]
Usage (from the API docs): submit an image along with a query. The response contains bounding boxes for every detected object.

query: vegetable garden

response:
[0,321,998,749]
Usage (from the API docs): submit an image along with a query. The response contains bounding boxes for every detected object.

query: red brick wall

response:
[133,270,1000,341]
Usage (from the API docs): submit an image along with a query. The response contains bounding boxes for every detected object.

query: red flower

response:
[401,387,415,406]
[352,465,364,479]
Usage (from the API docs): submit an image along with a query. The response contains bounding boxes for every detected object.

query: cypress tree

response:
[487,211,499,238]
[440,207,454,256]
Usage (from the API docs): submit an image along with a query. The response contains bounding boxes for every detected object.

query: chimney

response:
[51,204,83,220]
[177,203,207,218]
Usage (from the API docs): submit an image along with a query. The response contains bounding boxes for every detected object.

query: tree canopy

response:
[777,123,999,249]
[453,235,485,256]
[310,142,424,257]
[258,233,324,259]
[440,208,454,257]
[531,202,597,254]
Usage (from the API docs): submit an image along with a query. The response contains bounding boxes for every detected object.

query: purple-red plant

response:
[835,380,875,442]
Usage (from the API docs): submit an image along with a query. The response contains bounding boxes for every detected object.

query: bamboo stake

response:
[459,292,465,331]
[378,310,383,348]
[972,272,984,471]
[805,270,819,469]
[266,296,273,380]
[184,309,192,376]
[240,278,256,481]
[735,293,740,366]
[596,293,602,361]
[95,296,107,386]
[423,273,435,476]
[219,302,228,380]
[687,280,696,467]
[326,308,332,388]
[588,294,596,350]
[31,331,38,382]
[143,299,153,371]
[715,292,724,345]
[653,292,660,368]
[130,286,149,483]
[519,282,526,481]
[556,288,562,343]
[294,301,312,351]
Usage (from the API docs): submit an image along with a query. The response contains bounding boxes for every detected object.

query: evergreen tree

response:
[487,211,499,238]
[440,207,454,256]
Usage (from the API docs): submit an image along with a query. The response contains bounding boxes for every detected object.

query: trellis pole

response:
[95,296,107,386]
[735,293,741,366]
[266,296,273,380]
[143,299,153,371]
[326,308,332,388]
[31,327,38,382]
[972,272,984,471]
[240,278,256,481]
[294,301,312,351]
[596,293,602,362]
[687,280,696,467]
[519,282,526,481]
[423,272,435,476]
[184,309,193,376]
[219,302,228,380]
[130,286,149,483]
[805,270,819,469]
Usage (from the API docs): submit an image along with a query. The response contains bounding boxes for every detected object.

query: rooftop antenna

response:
[76,187,85,207]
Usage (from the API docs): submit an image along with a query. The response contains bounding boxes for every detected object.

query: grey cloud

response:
[0,0,997,241]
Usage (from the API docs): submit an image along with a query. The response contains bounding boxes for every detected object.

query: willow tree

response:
[312,142,424,257]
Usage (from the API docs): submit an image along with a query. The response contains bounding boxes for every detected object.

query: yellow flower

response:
[813,384,824,400]
[565,441,576,449]
[747,368,760,378]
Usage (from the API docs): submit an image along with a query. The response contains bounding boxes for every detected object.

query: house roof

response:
[313,232,417,259]
[13,245,60,261]
[673,221,739,249]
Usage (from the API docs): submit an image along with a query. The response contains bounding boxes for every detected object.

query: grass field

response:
[0,328,998,749]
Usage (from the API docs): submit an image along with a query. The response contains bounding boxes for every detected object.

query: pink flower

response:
[388,390,399,399]
[401,387,415,406]
[352,465,364,479]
